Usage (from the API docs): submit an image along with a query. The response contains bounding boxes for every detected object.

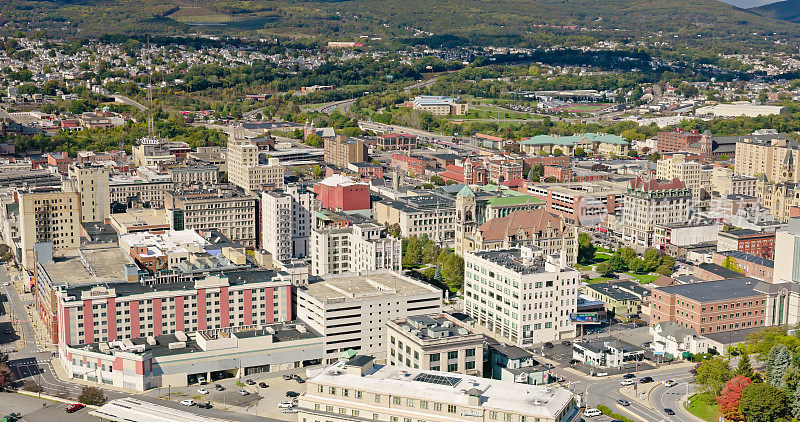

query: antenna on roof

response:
[147,36,154,139]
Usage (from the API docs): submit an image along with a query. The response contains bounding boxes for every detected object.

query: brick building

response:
[650,277,767,336]
[656,129,701,153]
[314,174,371,212]
[377,133,418,150]
[717,229,776,259]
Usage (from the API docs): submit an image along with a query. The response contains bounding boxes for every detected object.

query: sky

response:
[717,0,783,7]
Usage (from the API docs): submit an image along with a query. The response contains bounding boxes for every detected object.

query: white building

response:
[227,135,284,194]
[295,270,442,363]
[463,247,580,346]
[621,176,692,247]
[695,103,785,118]
[650,321,709,359]
[311,216,402,276]
[261,185,314,262]
[298,357,580,422]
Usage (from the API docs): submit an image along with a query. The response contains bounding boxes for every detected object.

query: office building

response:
[621,176,691,247]
[526,181,625,227]
[132,137,190,167]
[711,167,757,197]
[519,133,629,157]
[162,164,219,186]
[464,247,580,346]
[297,357,580,422]
[650,277,767,335]
[376,134,418,151]
[109,171,174,209]
[18,189,82,270]
[655,154,712,207]
[734,132,800,183]
[374,194,457,245]
[227,135,284,194]
[311,211,401,276]
[656,129,701,153]
[411,95,469,116]
[324,135,367,168]
[295,270,442,363]
[55,269,293,347]
[315,174,371,213]
[62,164,111,223]
[386,314,484,376]
[109,208,170,235]
[717,229,775,259]
[261,185,314,262]
[165,188,258,248]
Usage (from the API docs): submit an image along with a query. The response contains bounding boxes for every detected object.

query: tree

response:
[574,147,586,157]
[735,353,755,380]
[647,152,661,162]
[553,148,563,156]
[430,175,445,186]
[595,262,614,277]
[718,375,752,421]
[440,253,464,292]
[311,164,323,178]
[696,357,733,395]
[403,237,421,268]
[627,258,647,274]
[739,383,788,422]
[782,365,800,393]
[78,385,107,405]
[655,263,674,276]
[577,233,596,264]
[22,380,43,393]
[421,239,440,264]
[722,256,743,274]
[759,91,769,105]
[642,248,660,270]
[607,255,627,273]
[766,345,791,387]
[618,247,637,264]
[792,386,800,419]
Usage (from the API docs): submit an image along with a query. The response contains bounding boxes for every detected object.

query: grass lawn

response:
[592,253,612,263]
[575,264,593,271]
[684,394,721,422]
[585,277,614,284]
[625,273,659,284]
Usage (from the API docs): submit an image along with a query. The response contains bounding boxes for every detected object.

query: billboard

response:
[569,312,601,324]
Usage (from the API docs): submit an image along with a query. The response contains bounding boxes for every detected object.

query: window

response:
[434,403,442,411]
[447,351,458,360]
[355,390,362,399]
[489,411,498,420]
[429,353,440,362]
[447,404,457,413]
[317,385,324,393]
[342,389,349,397]
[504,414,513,421]
[352,410,360,417]
[466,361,476,370]
[420,401,428,409]
[375,394,381,403]
[393,397,401,405]
[448,363,458,372]
[407,398,414,407]
[326,405,334,413]
[466,349,476,357]
[329,387,337,394]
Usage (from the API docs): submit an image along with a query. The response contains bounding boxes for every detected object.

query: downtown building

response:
[463,247,580,346]
[261,185,314,262]
[165,187,258,248]
[227,135,284,195]
[621,176,691,247]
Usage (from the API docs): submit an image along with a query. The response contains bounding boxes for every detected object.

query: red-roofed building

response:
[656,129,700,153]
[391,154,429,176]
[314,174,371,212]
[622,175,692,246]
[60,119,82,131]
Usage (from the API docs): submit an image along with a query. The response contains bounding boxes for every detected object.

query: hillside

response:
[3,0,800,53]
[749,0,800,23]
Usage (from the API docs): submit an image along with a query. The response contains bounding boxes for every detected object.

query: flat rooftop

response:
[392,314,480,342]
[109,208,168,230]
[654,277,762,303]
[300,270,441,303]
[472,248,553,275]
[40,245,133,286]
[308,362,575,419]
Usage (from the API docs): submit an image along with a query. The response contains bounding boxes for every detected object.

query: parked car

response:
[296,377,305,384]
[544,363,555,369]
[664,408,675,415]
[562,340,571,346]
[215,384,225,391]
[238,390,249,396]
[286,391,300,397]
[664,379,677,387]
[64,404,85,413]
[197,388,209,395]
[594,372,608,377]
[198,402,212,409]
[622,373,636,379]
[197,376,206,385]
[283,374,292,380]
[617,399,630,407]
[245,379,255,385]
[569,359,581,365]
[584,408,602,417]
[544,342,554,349]
[282,407,299,413]
[278,401,295,408]
[640,376,654,383]
[258,382,268,388]
[620,379,635,386]
[180,399,195,406]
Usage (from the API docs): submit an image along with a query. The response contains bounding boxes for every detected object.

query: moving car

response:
[198,402,212,409]
[282,374,292,380]
[245,379,255,385]
[622,373,636,379]
[215,384,225,391]
[197,388,209,394]
[544,342,554,349]
[64,404,85,413]
[594,372,608,377]
[282,407,299,413]
[664,408,675,415]
[665,379,677,387]
[258,382,268,388]
[639,376,654,383]
[286,391,300,397]
[620,379,635,386]
[278,401,295,408]
[616,399,630,406]
[180,399,195,406]
[584,408,602,417]
[562,340,571,346]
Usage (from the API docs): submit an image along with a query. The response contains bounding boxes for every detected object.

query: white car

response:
[278,401,295,408]
[665,380,678,388]
[197,388,209,394]
[197,376,206,384]
[282,407,299,413]
[238,390,249,396]
[620,379,635,386]
[180,399,195,406]
[584,408,602,417]
[594,372,608,377]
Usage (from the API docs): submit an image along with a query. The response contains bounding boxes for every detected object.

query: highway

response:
[112,94,147,111]
[312,98,357,114]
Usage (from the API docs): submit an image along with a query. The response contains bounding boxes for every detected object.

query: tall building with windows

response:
[62,164,111,223]
[261,185,314,262]
[621,176,691,247]
[655,154,712,208]
[463,247,580,346]
[227,135,284,194]
[18,188,82,269]
[165,187,258,248]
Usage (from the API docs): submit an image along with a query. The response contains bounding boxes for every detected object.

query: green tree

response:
[735,353,755,380]
[311,164,323,178]
[782,365,800,393]
[739,383,788,422]
[78,386,107,405]
[430,175,445,186]
[618,247,637,265]
[767,345,791,388]
[553,148,563,156]
[655,263,674,276]
[595,262,614,277]
[792,387,800,419]
[577,233,596,264]
[607,255,627,273]
[421,239,440,264]
[696,357,733,395]
[574,147,586,157]
[305,133,324,147]
[403,237,421,268]
[722,256,743,274]
[441,253,464,292]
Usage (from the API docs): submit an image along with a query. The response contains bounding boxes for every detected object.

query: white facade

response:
[227,136,284,194]
[295,270,442,363]
[261,185,314,262]
[63,164,111,223]
[463,247,579,346]
[312,222,402,276]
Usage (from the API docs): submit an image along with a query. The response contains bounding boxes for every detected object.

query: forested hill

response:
[749,0,800,23]
[3,0,800,53]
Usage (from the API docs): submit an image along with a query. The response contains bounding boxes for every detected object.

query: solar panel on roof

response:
[412,373,462,387]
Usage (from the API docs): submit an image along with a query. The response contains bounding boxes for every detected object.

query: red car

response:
[65,403,85,413]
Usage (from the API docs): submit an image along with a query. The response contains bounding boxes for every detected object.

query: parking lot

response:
[146,366,317,419]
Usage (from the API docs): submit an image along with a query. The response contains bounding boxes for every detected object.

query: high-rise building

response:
[463,247,580,346]
[165,187,258,248]
[18,188,82,269]
[734,132,800,183]
[227,135,284,194]
[655,129,701,153]
[655,154,712,208]
[311,211,402,276]
[261,185,314,262]
[621,176,691,247]
[62,164,111,223]
[324,135,367,168]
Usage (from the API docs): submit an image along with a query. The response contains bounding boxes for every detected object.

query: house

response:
[572,340,645,369]
[489,343,551,385]
[583,280,650,318]
[650,321,709,360]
